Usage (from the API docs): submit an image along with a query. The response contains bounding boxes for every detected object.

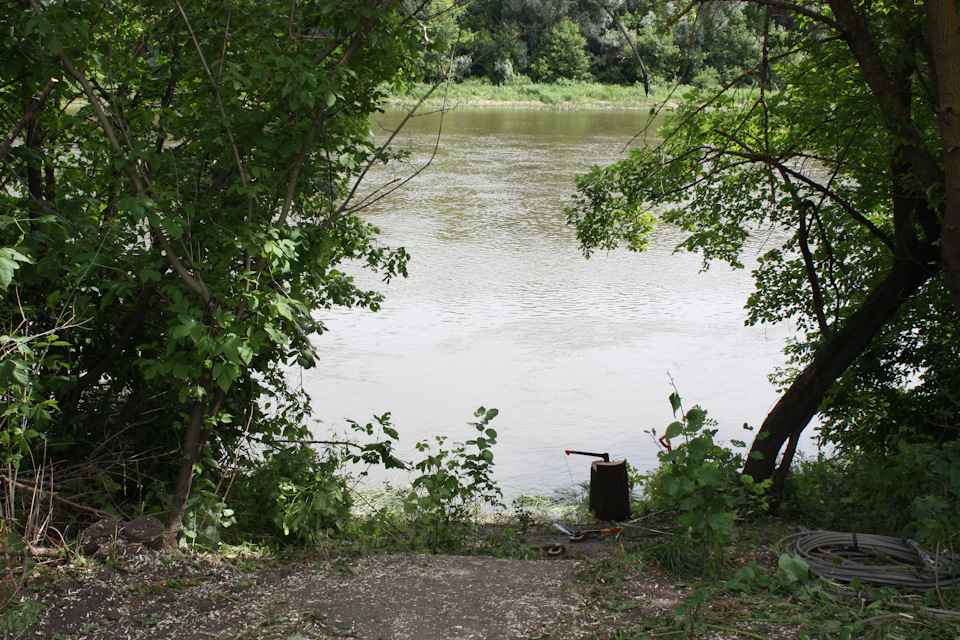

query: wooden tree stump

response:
[589,459,631,521]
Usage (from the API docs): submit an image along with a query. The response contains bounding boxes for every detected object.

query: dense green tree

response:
[595,11,679,85]
[671,3,764,86]
[456,24,529,81]
[528,17,593,82]
[1,0,427,541]
[567,0,960,491]
[438,0,765,86]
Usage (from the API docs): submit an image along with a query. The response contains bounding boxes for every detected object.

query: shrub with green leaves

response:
[642,393,769,568]
[228,445,352,545]
[179,479,236,550]
[783,440,960,551]
[0,331,66,469]
[1,0,428,541]
[402,407,503,551]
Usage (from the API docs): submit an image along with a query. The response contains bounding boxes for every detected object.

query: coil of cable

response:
[776,530,960,591]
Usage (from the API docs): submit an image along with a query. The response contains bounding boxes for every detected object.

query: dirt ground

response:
[20,526,684,640]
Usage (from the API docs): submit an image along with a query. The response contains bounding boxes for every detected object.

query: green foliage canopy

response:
[528,18,593,83]
[0,0,428,538]
[419,0,765,87]
[567,0,960,485]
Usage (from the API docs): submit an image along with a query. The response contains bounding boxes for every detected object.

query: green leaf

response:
[777,553,812,585]
[220,335,242,364]
[0,248,32,289]
[687,437,713,461]
[708,512,734,532]
[669,392,682,415]
[139,269,161,283]
[12,364,30,386]
[685,408,707,430]
[171,321,194,339]
[664,421,684,440]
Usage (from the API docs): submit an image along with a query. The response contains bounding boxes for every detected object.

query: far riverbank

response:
[386,78,703,110]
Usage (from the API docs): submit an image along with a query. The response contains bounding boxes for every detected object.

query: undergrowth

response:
[5,394,960,640]
[611,552,960,640]
[780,444,960,553]
[569,511,960,640]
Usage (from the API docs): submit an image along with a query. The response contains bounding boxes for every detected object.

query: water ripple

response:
[307,108,807,500]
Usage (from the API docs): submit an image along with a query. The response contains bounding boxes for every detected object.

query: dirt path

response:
[26,536,683,639]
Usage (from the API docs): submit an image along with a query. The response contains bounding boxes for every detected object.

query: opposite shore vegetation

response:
[387,78,707,110]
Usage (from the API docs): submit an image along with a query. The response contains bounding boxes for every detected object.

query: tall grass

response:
[388,77,698,110]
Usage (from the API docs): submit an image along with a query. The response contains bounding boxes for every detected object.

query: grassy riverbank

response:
[387,78,702,110]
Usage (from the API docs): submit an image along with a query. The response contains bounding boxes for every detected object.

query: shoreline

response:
[385,96,676,111]
[383,80,695,111]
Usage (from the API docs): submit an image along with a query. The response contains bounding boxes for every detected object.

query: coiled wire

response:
[776,530,960,591]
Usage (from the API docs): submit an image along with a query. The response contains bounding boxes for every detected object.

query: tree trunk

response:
[925,0,960,315]
[164,387,226,544]
[742,253,939,484]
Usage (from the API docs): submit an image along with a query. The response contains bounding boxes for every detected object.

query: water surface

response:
[305,108,805,499]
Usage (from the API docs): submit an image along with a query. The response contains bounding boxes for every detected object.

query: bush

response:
[640,393,769,571]
[400,407,503,551]
[229,445,352,545]
[783,440,960,550]
[691,65,721,89]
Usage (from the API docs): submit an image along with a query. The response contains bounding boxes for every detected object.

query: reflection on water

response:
[305,108,806,500]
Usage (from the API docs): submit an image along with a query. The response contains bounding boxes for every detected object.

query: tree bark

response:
[742,252,939,484]
[925,0,960,315]
[164,387,226,544]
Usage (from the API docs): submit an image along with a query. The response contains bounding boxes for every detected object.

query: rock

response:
[80,515,167,556]
[80,517,124,555]
[257,571,281,585]
[120,515,166,548]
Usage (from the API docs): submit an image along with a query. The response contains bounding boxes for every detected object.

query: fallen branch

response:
[0,544,62,559]
[1,476,112,518]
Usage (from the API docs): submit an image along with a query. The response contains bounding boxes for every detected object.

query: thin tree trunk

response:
[742,253,939,484]
[771,429,800,498]
[164,387,226,544]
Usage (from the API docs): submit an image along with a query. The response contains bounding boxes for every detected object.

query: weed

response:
[0,599,45,639]
[398,407,503,551]
[784,441,960,555]
[615,538,960,640]
[138,612,161,627]
[639,392,770,574]
[641,537,705,580]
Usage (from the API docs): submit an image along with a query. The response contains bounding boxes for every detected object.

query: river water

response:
[304,107,807,501]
